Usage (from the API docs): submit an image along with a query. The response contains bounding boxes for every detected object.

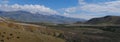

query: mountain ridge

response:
[0,11,85,24]
[85,15,120,24]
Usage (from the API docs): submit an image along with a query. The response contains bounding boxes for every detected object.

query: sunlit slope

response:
[0,27,65,42]
[0,17,65,42]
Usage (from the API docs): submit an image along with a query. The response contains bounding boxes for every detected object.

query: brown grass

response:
[0,21,66,42]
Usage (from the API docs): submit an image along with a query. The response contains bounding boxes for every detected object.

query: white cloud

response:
[64,7,78,13]
[0,4,58,15]
[62,0,120,19]
[63,13,102,20]
[81,1,120,13]
[79,0,86,5]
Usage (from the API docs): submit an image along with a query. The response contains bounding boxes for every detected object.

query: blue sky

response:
[0,0,120,19]
[1,0,115,9]
[0,0,78,9]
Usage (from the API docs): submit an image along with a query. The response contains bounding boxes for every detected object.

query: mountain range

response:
[0,11,85,24]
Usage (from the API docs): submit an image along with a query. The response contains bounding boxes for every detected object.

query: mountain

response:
[85,15,120,24]
[0,11,85,24]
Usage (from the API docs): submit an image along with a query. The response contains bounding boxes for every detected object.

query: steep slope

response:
[0,17,66,42]
[85,16,120,24]
[0,11,85,24]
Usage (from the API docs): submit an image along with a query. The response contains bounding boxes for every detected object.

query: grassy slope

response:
[0,21,65,42]
[2,18,120,42]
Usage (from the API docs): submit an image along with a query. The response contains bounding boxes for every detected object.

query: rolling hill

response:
[85,16,120,24]
[0,17,66,42]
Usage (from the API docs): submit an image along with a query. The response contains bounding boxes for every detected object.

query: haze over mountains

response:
[0,11,85,24]
[1,10,120,25]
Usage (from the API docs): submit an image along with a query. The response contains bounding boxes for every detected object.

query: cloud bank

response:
[63,0,120,19]
[81,1,120,13]
[0,4,58,15]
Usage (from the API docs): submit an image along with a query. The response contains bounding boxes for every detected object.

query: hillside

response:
[0,17,66,42]
[24,20,120,42]
[85,16,120,24]
[1,16,120,42]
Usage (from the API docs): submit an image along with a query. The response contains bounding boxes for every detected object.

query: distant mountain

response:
[85,15,120,24]
[0,11,85,24]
